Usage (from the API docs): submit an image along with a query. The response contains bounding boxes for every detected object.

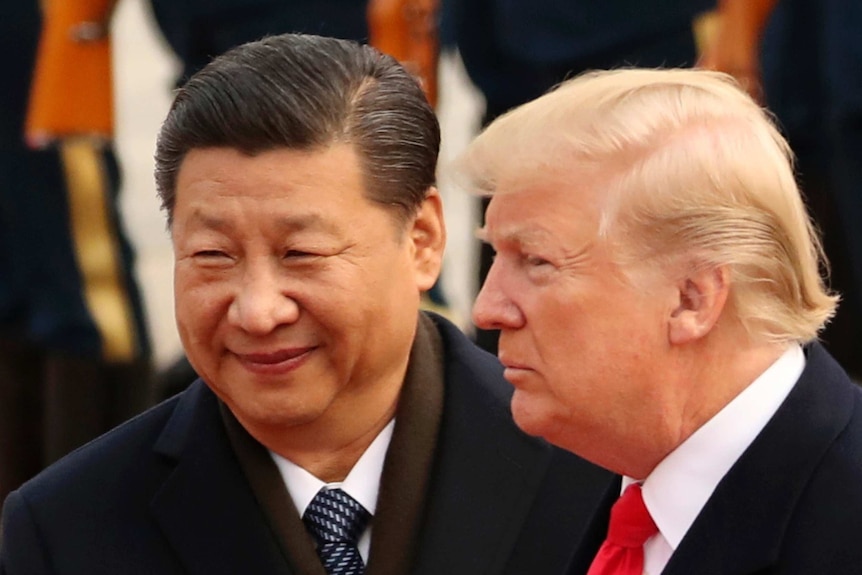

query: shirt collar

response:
[270,419,395,516]
[628,344,805,549]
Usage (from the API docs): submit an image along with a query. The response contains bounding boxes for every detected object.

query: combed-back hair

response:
[155,33,440,227]
[458,68,838,344]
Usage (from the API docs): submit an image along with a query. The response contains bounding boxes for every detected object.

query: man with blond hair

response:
[460,68,862,574]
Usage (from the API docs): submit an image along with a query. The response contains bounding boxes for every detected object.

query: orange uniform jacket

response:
[26,0,115,145]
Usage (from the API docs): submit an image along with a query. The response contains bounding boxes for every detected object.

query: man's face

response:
[473,182,676,465]
[172,144,441,442]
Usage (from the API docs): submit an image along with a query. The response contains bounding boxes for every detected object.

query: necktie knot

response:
[606,483,657,548]
[303,488,371,546]
[586,483,657,575]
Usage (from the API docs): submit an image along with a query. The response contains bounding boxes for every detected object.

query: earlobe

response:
[668,265,730,345]
[411,187,447,291]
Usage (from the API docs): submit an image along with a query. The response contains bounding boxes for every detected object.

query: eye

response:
[194,250,230,259]
[523,254,551,267]
[284,249,317,259]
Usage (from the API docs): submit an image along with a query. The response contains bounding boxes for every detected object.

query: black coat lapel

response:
[565,476,620,575]
[149,382,290,575]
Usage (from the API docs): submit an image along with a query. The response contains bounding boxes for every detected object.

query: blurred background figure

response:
[368,0,440,106]
[148,0,369,87]
[441,0,717,353]
[702,0,862,380]
[0,0,152,506]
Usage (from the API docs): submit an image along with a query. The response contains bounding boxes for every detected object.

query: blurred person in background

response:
[0,0,152,506]
[147,0,370,87]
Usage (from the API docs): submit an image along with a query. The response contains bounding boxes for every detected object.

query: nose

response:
[472,260,524,331]
[228,263,300,334]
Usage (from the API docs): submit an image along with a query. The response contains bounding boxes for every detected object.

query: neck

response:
[284,410,395,483]
[238,378,402,483]
[675,335,787,445]
[621,327,788,479]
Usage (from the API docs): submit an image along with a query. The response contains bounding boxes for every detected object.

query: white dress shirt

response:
[623,344,805,575]
[269,419,395,561]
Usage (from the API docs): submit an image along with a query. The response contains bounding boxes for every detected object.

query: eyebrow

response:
[475,225,552,247]
[190,210,341,236]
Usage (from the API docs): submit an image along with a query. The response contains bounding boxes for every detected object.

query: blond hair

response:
[457,68,837,344]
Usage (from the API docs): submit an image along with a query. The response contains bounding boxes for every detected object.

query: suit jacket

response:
[567,342,862,575]
[0,313,611,574]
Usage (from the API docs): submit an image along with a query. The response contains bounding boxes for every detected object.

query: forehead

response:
[482,182,603,246]
[175,143,365,205]
[177,143,362,190]
[170,143,386,239]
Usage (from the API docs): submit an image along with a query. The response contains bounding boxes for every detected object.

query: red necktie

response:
[587,483,658,575]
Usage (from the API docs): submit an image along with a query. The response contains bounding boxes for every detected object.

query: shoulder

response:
[779,343,862,491]
[807,378,862,494]
[5,381,214,519]
[0,382,218,571]
[781,399,862,571]
[777,345,862,568]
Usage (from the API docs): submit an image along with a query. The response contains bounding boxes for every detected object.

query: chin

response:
[510,400,548,439]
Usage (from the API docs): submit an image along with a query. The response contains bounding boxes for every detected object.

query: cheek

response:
[174,274,230,338]
[529,297,586,352]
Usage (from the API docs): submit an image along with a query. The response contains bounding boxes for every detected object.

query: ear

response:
[668,264,730,345]
[409,187,447,291]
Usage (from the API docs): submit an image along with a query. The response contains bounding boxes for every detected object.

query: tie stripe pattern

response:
[303,488,371,575]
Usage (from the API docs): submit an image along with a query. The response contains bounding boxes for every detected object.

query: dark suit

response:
[0,314,611,574]
[566,342,862,575]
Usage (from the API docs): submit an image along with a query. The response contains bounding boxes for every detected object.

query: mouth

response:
[499,354,533,382]
[235,347,315,375]
[498,352,529,371]
[503,365,532,378]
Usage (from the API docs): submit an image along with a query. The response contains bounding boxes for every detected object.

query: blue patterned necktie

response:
[303,487,371,575]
